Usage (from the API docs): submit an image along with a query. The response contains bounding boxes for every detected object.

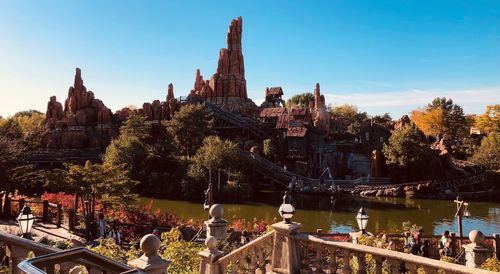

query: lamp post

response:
[454,196,469,251]
[17,206,35,240]
[278,191,295,224]
[356,207,369,234]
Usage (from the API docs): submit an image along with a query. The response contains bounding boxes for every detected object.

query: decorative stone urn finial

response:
[141,234,161,256]
[209,204,224,221]
[205,204,228,240]
[128,234,170,274]
[469,230,485,247]
[205,236,219,253]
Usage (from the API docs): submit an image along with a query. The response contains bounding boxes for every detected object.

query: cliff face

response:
[309,83,330,133]
[138,83,178,121]
[42,68,118,149]
[189,17,256,114]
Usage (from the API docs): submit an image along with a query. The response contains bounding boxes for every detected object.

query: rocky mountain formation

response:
[42,68,177,149]
[188,16,257,115]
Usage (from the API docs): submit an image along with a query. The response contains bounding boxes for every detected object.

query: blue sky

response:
[1,0,499,118]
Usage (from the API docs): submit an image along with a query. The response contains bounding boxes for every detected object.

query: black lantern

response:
[278,191,295,224]
[17,206,35,240]
[356,207,369,234]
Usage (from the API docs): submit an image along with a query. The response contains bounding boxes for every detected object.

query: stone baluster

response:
[58,262,76,274]
[341,249,352,274]
[372,255,383,274]
[246,248,255,272]
[238,251,246,272]
[386,258,400,274]
[301,242,311,269]
[230,258,239,274]
[314,244,324,273]
[327,247,338,273]
[128,234,171,274]
[257,246,267,271]
[198,236,224,274]
[422,266,438,274]
[356,252,367,274]
[404,262,419,273]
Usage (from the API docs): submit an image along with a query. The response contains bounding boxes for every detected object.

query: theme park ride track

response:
[239,151,387,192]
[342,161,487,195]
[204,102,277,143]
[239,150,486,197]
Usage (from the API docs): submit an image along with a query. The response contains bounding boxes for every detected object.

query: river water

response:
[139,192,500,236]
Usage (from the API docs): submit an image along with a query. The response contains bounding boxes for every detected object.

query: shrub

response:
[480,258,500,272]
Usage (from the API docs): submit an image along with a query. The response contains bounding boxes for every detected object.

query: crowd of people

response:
[404,229,452,258]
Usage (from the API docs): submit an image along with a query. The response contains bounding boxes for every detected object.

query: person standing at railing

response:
[108,223,121,245]
[97,213,107,238]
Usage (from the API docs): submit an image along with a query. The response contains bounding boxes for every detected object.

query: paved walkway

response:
[0,220,87,246]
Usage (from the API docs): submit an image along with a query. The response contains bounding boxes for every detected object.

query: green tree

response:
[186,136,253,201]
[330,104,369,134]
[0,135,26,212]
[11,110,45,150]
[471,132,500,171]
[119,112,151,141]
[383,123,432,168]
[285,92,314,109]
[61,161,139,217]
[103,134,150,177]
[165,104,211,157]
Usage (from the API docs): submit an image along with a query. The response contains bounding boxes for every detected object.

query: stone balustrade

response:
[215,230,274,273]
[198,204,498,274]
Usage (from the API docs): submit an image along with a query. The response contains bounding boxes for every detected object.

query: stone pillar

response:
[6,244,29,274]
[271,221,302,274]
[464,230,492,268]
[204,204,228,241]
[128,234,171,274]
[198,236,224,274]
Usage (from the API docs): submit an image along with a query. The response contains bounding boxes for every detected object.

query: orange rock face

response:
[189,17,256,115]
[42,68,118,149]
[138,83,178,121]
[309,83,330,133]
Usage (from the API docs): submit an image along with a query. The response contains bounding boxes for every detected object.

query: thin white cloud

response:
[322,86,500,116]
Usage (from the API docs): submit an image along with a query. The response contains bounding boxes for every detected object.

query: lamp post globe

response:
[17,206,35,240]
[279,203,295,224]
[356,207,369,234]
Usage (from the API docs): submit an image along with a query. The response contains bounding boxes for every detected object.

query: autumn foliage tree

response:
[474,105,500,134]
[410,97,469,157]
